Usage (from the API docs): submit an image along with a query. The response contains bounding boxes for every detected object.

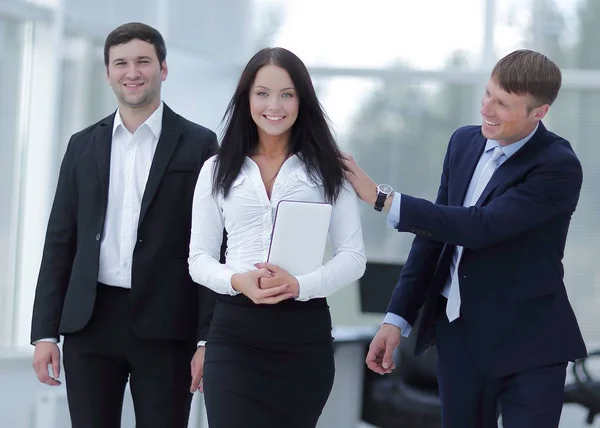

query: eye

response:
[257,92,268,97]
[281,93,293,99]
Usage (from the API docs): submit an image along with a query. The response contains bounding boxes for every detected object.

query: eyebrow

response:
[112,56,153,63]
[254,85,296,91]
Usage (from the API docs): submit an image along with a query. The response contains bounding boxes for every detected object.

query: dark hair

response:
[104,22,167,67]
[491,49,561,108]
[212,47,347,203]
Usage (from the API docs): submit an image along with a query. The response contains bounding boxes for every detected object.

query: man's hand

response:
[254,263,300,298]
[366,324,401,375]
[341,152,378,206]
[190,347,205,393]
[232,269,296,304]
[33,342,62,386]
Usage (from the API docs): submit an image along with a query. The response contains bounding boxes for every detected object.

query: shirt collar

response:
[484,122,539,159]
[112,101,164,138]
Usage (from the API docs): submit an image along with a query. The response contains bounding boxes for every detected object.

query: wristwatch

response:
[374,184,393,211]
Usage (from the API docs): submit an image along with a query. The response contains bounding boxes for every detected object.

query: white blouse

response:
[188,154,366,301]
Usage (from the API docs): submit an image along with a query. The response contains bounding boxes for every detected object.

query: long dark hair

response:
[212,47,347,203]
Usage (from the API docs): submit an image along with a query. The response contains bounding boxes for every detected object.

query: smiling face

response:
[249,64,299,142]
[106,38,167,111]
[480,77,549,146]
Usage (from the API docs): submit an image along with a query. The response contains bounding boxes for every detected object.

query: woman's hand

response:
[231,268,296,304]
[254,263,300,298]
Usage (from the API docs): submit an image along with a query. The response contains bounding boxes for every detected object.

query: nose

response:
[480,97,492,117]
[125,63,141,79]
[267,96,282,110]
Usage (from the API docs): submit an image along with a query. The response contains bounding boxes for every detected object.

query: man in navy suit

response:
[344,49,587,427]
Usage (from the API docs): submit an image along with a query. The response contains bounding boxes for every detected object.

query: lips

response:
[124,82,144,89]
[263,115,285,124]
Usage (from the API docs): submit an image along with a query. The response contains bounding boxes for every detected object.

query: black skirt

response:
[203,296,335,428]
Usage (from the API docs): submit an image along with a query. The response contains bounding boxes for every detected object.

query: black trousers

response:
[62,283,197,428]
[435,301,567,428]
[203,299,335,428]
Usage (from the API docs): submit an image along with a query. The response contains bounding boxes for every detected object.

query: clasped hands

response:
[231,263,299,304]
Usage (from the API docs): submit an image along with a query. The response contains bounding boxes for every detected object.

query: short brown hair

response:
[491,49,561,108]
[104,22,167,67]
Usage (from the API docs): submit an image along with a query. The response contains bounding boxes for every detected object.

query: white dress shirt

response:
[36,103,164,344]
[98,102,163,288]
[188,154,366,301]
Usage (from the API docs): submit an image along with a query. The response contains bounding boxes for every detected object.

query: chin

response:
[259,128,291,137]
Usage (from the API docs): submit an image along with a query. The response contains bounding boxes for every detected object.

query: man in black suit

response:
[30,22,220,428]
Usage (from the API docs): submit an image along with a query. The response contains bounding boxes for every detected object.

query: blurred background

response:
[1,0,600,426]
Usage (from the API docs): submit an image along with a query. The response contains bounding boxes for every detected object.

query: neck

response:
[118,99,161,133]
[255,132,289,158]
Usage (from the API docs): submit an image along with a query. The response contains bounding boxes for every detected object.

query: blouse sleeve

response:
[188,156,240,296]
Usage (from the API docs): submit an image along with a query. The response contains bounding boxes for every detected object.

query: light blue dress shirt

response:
[384,124,539,336]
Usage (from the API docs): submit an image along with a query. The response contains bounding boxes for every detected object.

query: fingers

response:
[254,263,280,273]
[51,352,61,380]
[258,284,291,299]
[365,335,396,375]
[190,370,202,393]
[382,342,396,370]
[340,151,354,162]
[259,276,286,289]
[258,292,296,305]
[34,361,61,386]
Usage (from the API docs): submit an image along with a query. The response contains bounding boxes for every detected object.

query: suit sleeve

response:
[385,140,450,324]
[397,152,582,250]
[196,131,220,342]
[30,137,78,344]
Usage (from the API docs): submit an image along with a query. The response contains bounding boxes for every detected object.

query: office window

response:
[0,19,25,347]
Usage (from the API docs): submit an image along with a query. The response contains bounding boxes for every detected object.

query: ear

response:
[160,61,168,82]
[533,104,549,121]
[105,66,110,83]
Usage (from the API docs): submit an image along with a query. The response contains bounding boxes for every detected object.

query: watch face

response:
[378,184,393,195]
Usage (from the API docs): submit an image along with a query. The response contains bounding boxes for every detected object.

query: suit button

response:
[138,239,143,243]
[95,234,101,241]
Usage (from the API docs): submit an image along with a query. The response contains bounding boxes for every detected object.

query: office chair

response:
[563,350,600,425]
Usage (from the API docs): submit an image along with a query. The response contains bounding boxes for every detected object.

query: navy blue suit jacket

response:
[387,122,587,376]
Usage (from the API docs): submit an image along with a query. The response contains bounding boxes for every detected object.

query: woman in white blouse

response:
[188,47,366,428]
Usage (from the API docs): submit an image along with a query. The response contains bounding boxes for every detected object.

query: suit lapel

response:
[475,122,549,207]
[138,104,182,226]
[94,113,116,205]
[451,134,486,206]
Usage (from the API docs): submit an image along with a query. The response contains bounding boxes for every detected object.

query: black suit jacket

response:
[387,122,587,376]
[31,104,220,344]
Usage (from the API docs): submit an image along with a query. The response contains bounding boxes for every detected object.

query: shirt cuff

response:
[34,338,59,344]
[197,340,207,347]
[295,270,323,301]
[383,312,412,337]
[215,265,239,296]
[386,192,401,228]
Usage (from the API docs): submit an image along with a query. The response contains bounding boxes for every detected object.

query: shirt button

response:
[96,234,101,241]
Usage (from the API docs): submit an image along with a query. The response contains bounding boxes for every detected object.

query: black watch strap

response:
[374,191,387,211]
